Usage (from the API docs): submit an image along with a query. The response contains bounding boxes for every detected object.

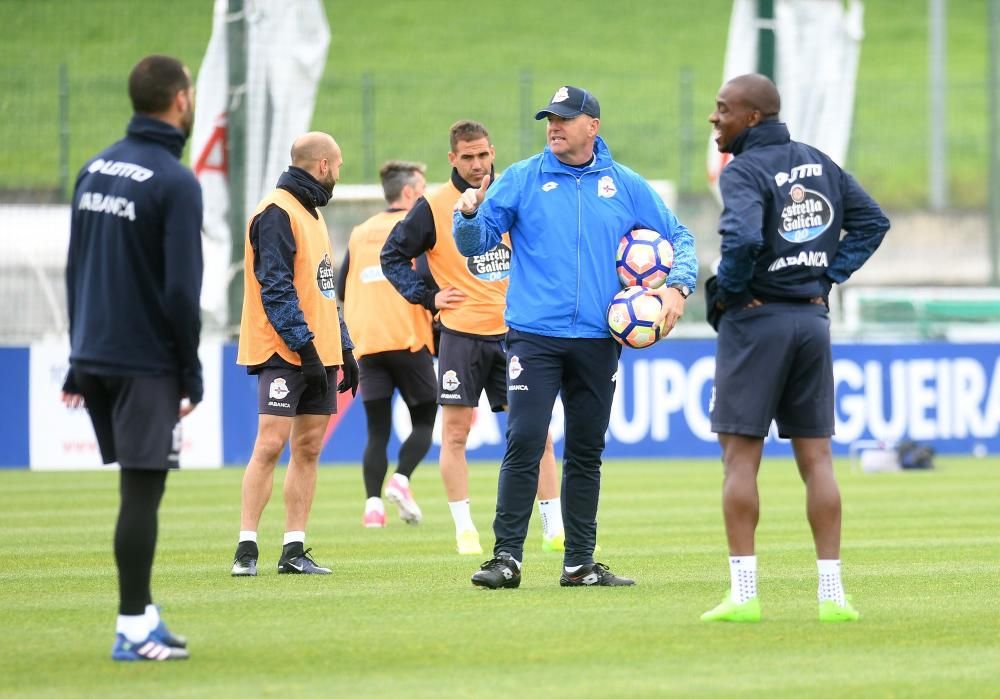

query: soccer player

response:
[337,161,437,528]
[62,54,200,661]
[701,74,890,622]
[381,120,565,556]
[454,86,698,589]
[230,132,360,577]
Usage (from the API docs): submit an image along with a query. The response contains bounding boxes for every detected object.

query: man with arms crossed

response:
[231,132,359,577]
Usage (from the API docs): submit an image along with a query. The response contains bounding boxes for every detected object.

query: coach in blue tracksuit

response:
[454,85,698,589]
[700,74,890,624]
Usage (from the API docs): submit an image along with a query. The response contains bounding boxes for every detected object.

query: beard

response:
[322,173,337,195]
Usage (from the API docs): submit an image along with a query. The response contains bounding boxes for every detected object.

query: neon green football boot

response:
[819,597,860,622]
[700,596,762,622]
[542,531,565,552]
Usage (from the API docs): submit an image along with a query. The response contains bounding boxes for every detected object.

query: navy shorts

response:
[359,348,436,405]
[73,370,181,470]
[258,365,338,416]
[436,330,507,412]
[711,302,834,438]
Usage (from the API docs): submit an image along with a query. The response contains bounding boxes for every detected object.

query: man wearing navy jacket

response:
[62,54,202,661]
[702,73,890,623]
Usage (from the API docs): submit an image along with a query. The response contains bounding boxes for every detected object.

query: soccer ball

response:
[616,228,674,288]
[607,286,664,349]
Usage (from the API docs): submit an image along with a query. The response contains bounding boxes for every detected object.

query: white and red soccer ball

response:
[616,228,673,289]
[607,286,664,349]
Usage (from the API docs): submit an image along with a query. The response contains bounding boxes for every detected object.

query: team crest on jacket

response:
[597,175,617,198]
[316,253,336,299]
[467,242,511,282]
[779,184,834,243]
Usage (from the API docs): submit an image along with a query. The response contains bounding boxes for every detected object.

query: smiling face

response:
[708,82,758,153]
[448,137,494,187]
[546,114,600,165]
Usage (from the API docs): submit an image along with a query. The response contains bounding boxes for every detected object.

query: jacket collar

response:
[541,135,613,174]
[730,119,791,156]
[277,166,331,216]
[126,114,187,159]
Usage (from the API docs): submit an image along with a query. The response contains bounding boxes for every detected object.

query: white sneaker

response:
[385,477,422,525]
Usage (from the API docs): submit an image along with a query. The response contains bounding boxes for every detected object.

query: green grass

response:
[1,457,998,697]
[0,0,991,207]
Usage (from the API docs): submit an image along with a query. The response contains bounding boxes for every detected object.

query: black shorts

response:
[73,370,181,470]
[258,366,338,416]
[436,330,507,412]
[711,302,834,438]
[359,348,437,405]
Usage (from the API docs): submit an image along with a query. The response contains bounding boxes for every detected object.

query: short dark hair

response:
[449,120,490,152]
[128,55,190,114]
[379,160,426,204]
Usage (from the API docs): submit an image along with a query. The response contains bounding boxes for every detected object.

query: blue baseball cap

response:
[534,85,601,120]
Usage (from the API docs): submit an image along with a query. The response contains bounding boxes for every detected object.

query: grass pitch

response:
[1,457,998,698]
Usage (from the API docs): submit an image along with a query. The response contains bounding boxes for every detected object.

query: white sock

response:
[143,604,160,631]
[729,555,758,604]
[448,499,475,534]
[239,530,257,544]
[538,498,564,538]
[117,614,150,643]
[365,497,384,514]
[391,472,409,487]
[283,531,305,546]
[817,559,846,605]
[564,564,583,574]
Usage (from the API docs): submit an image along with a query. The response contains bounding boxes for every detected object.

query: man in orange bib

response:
[337,161,438,528]
[381,121,563,556]
[231,132,359,577]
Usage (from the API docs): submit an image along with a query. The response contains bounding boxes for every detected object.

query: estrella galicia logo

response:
[467,242,511,282]
[316,253,336,299]
[778,184,834,243]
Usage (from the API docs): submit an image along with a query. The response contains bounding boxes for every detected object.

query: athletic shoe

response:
[149,614,187,649]
[456,529,483,556]
[819,597,860,622]
[385,478,422,525]
[277,545,331,574]
[111,633,189,661]
[700,596,761,622]
[542,531,565,552]
[471,552,521,589]
[363,509,387,528]
[231,541,258,577]
[559,561,635,587]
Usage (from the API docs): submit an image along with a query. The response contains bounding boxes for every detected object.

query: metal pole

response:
[226,0,248,331]
[519,69,533,159]
[756,0,775,79]
[989,0,1000,285]
[58,63,70,203]
[678,66,693,194]
[929,0,948,211]
[361,72,375,182]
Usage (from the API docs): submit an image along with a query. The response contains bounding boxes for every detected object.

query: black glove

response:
[297,340,329,395]
[338,349,359,396]
[704,275,725,332]
[61,368,80,394]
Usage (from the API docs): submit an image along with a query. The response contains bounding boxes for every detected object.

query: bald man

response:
[231,131,360,577]
[702,74,889,622]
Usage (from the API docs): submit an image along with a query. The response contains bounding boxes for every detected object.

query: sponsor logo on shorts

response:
[442,370,461,391]
[611,370,618,383]
[269,378,290,400]
[709,385,716,413]
[508,355,523,380]
[508,384,529,391]
[440,393,462,400]
[267,401,291,408]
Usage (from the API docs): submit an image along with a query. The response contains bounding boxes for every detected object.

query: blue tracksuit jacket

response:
[454,136,697,338]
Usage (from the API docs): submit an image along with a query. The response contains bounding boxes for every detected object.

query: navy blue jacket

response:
[716,120,890,307]
[67,115,204,403]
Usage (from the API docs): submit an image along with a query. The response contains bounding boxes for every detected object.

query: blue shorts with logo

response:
[711,301,834,439]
